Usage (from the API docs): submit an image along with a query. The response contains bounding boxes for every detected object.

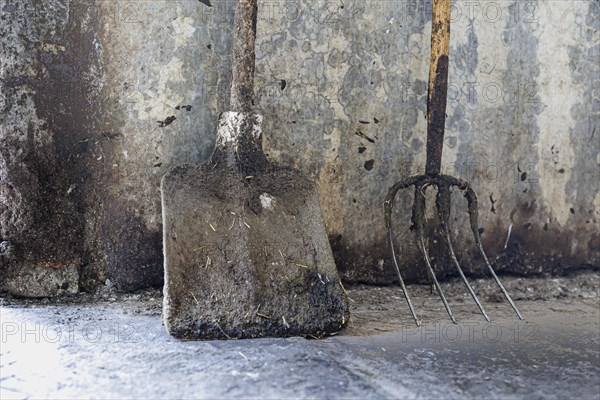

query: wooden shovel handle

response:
[425,0,451,175]
[230,0,258,112]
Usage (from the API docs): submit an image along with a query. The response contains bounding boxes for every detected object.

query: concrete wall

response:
[1,0,598,296]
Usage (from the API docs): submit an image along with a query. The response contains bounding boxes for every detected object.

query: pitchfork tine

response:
[464,186,524,320]
[436,184,490,322]
[414,184,457,324]
[384,195,421,326]
[388,228,421,326]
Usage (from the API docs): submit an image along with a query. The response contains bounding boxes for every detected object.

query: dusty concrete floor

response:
[1,272,599,399]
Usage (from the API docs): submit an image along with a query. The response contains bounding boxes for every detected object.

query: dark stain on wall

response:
[1,1,92,295]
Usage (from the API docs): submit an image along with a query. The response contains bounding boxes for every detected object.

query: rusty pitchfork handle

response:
[426,0,451,175]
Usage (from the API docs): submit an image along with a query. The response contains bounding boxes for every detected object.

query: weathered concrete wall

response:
[0,1,101,296]
[1,0,598,296]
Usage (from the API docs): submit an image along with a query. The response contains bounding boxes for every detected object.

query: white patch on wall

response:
[171,16,196,47]
[135,57,185,120]
[536,0,579,227]
[455,3,511,229]
[405,30,430,174]
[324,34,350,164]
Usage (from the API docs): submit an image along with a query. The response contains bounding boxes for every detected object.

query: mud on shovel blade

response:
[161,0,348,340]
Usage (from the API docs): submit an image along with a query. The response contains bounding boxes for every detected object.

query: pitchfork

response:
[383,0,523,326]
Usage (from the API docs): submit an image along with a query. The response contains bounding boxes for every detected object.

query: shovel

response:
[161,0,348,340]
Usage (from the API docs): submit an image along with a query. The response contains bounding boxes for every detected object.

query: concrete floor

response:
[1,273,599,399]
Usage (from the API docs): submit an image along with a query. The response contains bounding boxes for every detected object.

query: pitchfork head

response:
[384,174,524,326]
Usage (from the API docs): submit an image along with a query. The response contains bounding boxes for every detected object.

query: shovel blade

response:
[162,163,348,340]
